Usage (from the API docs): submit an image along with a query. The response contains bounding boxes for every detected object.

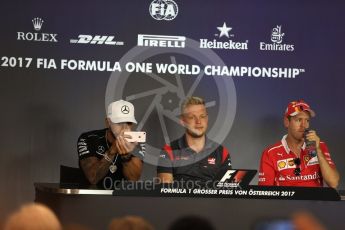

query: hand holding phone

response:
[124,131,146,143]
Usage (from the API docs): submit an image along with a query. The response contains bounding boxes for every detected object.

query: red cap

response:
[285,100,316,117]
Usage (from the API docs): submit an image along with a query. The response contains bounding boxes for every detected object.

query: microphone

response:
[304,129,317,157]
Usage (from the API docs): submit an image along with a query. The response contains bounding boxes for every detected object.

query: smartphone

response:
[124,131,146,143]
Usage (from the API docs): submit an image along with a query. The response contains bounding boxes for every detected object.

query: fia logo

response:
[149,0,178,21]
[271,25,284,44]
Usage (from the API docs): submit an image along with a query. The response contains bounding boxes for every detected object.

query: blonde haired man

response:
[157,96,232,183]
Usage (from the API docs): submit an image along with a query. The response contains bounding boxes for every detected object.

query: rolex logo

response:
[17,18,58,42]
[32,17,44,31]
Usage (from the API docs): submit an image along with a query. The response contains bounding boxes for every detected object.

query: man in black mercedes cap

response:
[77,100,144,186]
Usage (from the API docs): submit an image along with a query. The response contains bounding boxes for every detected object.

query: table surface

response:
[34,182,345,201]
[34,183,345,230]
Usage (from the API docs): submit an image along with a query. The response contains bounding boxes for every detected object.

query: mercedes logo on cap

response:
[121,105,130,114]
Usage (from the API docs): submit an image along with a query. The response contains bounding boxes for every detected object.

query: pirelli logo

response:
[137,34,185,48]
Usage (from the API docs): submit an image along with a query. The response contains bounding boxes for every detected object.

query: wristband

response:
[121,154,133,162]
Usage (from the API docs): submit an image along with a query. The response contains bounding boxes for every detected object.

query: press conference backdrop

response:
[0,0,344,219]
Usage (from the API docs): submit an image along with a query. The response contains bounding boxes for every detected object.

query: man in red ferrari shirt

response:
[258,100,340,188]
